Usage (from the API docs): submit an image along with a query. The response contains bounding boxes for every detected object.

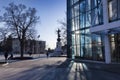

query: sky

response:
[0,0,66,49]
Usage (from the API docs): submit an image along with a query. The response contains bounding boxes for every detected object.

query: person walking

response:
[4,52,8,62]
[46,51,49,58]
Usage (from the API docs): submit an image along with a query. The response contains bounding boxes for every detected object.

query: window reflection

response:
[108,0,117,21]
[108,0,120,21]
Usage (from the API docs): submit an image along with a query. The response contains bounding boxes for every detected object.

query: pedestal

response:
[52,42,62,56]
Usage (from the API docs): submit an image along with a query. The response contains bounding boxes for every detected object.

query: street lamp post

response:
[37,35,40,57]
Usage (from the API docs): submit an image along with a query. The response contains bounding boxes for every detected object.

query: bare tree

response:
[0,27,9,41]
[1,3,39,58]
[0,27,7,52]
[26,29,37,40]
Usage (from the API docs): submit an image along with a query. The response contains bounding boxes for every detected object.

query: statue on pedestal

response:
[52,28,62,56]
[57,29,61,48]
[57,29,61,41]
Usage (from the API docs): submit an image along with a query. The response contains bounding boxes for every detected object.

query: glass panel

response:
[74,5,79,17]
[80,46,85,57]
[98,4,103,24]
[72,34,77,56]
[73,46,77,56]
[92,8,99,25]
[110,34,120,62]
[80,30,85,57]
[118,0,120,19]
[80,14,85,28]
[74,17,79,30]
[91,0,103,26]
[80,30,85,45]
[71,8,74,18]
[80,0,85,13]
[72,34,75,45]
[72,19,75,31]
[86,11,91,27]
[71,0,74,5]
[92,34,103,60]
[85,43,92,59]
[91,0,97,8]
[108,0,117,21]
[74,0,79,4]
[76,32,80,56]
[76,34,80,45]
[86,0,91,11]
[76,45,80,56]
[85,29,91,44]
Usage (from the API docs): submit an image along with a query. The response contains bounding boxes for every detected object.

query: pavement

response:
[0,57,120,80]
[74,59,120,74]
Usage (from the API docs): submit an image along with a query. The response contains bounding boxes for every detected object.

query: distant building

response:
[12,38,46,54]
[12,38,20,54]
[67,0,120,63]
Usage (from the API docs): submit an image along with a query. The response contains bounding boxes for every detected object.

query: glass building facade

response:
[67,0,120,63]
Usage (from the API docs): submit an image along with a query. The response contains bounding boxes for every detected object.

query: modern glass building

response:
[67,0,120,63]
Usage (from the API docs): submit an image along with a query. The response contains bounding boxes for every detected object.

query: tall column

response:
[104,33,111,64]
[102,0,109,24]
[67,0,72,58]
[102,0,111,63]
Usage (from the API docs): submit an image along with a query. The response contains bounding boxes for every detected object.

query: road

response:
[0,57,120,80]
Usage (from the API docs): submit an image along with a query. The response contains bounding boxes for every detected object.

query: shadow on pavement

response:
[2,58,120,80]
[3,59,75,80]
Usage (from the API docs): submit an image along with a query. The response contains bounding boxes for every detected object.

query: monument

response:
[53,29,62,56]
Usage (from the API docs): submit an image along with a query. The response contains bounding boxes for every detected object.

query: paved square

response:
[0,57,120,80]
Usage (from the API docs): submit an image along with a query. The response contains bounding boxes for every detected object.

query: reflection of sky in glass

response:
[0,0,66,49]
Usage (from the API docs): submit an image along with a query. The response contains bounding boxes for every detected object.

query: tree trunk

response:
[20,40,24,58]
[20,32,26,58]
